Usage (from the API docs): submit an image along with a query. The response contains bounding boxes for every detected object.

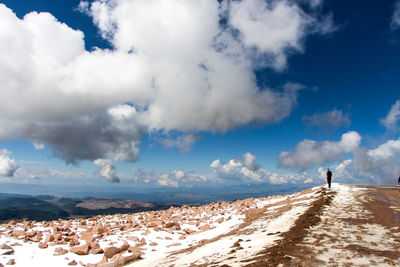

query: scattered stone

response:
[179,235,186,240]
[104,246,121,259]
[10,243,22,247]
[199,224,211,231]
[6,259,15,265]
[90,242,104,254]
[68,260,78,266]
[0,244,12,250]
[80,231,94,244]
[38,242,48,249]
[2,249,14,255]
[54,247,68,255]
[92,224,106,235]
[167,242,182,248]
[45,234,55,243]
[149,242,158,246]
[216,217,224,223]
[70,244,89,255]
[123,251,141,264]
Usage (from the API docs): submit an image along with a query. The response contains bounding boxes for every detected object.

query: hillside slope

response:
[0,184,399,266]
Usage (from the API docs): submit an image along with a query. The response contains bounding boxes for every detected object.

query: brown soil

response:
[243,188,334,267]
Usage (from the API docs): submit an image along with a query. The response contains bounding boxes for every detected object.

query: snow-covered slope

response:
[1,184,399,267]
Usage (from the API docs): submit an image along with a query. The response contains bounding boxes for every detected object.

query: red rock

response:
[216,217,224,223]
[69,244,89,255]
[179,235,186,240]
[104,246,121,259]
[54,247,68,255]
[68,260,77,266]
[38,242,48,249]
[166,242,182,248]
[80,231,94,244]
[165,236,172,240]
[90,242,104,254]
[0,243,12,250]
[2,249,14,255]
[199,224,211,231]
[10,243,22,247]
[45,234,55,243]
[11,231,24,237]
[149,242,158,246]
[119,242,130,252]
[6,259,15,265]
[127,236,139,242]
[54,233,62,240]
[92,224,106,235]
[123,252,141,264]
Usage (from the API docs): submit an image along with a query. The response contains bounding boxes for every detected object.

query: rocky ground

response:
[0,184,399,267]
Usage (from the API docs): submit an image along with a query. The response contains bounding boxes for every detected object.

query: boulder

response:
[45,234,55,243]
[80,231,95,244]
[69,244,89,255]
[90,242,104,254]
[104,246,121,259]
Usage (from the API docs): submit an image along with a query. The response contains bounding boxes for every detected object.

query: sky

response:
[1,0,400,193]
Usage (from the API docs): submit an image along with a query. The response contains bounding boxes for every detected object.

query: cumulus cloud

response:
[303,109,351,130]
[278,131,361,169]
[210,152,310,184]
[322,138,400,184]
[380,100,400,131]
[392,1,400,30]
[0,1,334,181]
[0,149,19,177]
[94,159,120,183]
[132,168,210,188]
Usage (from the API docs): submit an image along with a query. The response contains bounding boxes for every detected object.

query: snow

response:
[2,183,397,267]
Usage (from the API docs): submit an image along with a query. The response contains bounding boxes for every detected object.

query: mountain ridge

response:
[0,184,399,266]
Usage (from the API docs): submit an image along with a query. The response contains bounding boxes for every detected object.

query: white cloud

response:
[0,1,334,181]
[380,100,400,131]
[33,142,45,151]
[303,109,351,130]
[278,131,361,169]
[210,152,310,184]
[0,149,19,177]
[94,158,120,183]
[392,1,400,30]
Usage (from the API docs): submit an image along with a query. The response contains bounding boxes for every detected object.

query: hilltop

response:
[0,184,399,266]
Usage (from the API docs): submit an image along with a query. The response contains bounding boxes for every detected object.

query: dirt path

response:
[253,184,400,267]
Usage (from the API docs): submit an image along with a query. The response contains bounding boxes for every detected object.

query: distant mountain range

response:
[0,183,310,222]
[0,193,174,222]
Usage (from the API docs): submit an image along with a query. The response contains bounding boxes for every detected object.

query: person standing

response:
[327,168,332,189]
[398,176,400,186]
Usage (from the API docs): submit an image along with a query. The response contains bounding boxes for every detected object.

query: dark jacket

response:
[327,171,332,179]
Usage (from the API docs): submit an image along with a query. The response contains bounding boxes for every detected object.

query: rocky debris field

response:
[0,184,399,267]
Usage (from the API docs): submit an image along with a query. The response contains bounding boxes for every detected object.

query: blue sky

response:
[1,0,400,192]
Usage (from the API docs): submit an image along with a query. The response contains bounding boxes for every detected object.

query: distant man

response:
[327,168,332,189]
[398,176,400,186]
